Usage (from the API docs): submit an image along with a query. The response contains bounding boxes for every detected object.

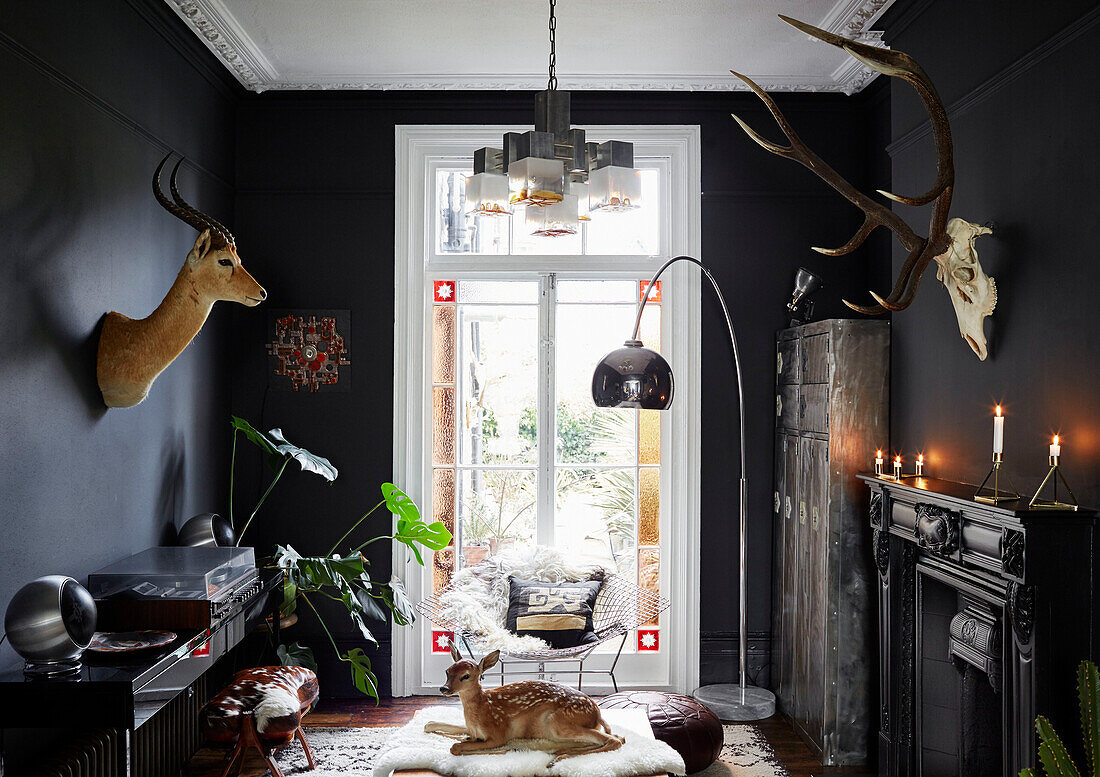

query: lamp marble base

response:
[692,684,776,722]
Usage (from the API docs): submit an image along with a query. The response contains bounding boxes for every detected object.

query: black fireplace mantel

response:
[859,474,1097,777]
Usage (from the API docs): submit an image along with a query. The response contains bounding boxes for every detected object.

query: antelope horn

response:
[168,158,235,247]
[778,14,953,208]
[153,154,210,234]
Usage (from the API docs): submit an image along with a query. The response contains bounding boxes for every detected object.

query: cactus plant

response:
[1021,660,1100,777]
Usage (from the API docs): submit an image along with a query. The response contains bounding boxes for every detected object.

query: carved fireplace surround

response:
[860,475,1096,777]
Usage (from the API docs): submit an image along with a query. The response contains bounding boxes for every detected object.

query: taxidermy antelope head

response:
[96,155,266,408]
[730,16,996,360]
[423,642,624,765]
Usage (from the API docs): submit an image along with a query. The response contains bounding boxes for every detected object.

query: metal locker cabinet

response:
[772,319,889,766]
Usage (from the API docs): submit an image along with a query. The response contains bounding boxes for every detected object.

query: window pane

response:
[585,169,660,255]
[639,467,660,545]
[432,468,456,537]
[432,387,455,465]
[639,547,660,625]
[556,280,637,304]
[457,304,538,465]
[554,468,637,575]
[457,280,539,305]
[433,546,455,592]
[436,170,508,255]
[639,410,660,465]
[432,305,456,384]
[458,469,538,557]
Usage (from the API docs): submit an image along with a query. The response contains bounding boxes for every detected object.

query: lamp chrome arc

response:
[594,254,774,720]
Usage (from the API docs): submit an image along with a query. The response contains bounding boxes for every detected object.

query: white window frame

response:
[393,125,701,695]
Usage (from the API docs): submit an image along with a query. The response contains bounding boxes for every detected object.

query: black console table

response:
[0,567,282,776]
[860,475,1096,777]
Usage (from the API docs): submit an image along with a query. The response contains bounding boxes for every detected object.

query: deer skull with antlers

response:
[730,16,995,360]
[96,155,266,408]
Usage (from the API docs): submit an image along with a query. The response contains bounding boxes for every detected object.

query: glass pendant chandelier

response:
[466,0,640,236]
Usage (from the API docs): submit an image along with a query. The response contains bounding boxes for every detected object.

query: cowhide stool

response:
[600,691,724,774]
[200,665,320,777]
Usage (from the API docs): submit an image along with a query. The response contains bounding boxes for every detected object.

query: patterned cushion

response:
[600,691,724,774]
[505,574,603,649]
[201,666,319,745]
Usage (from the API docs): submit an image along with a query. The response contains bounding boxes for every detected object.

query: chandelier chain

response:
[547,0,557,90]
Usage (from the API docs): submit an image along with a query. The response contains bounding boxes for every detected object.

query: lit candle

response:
[993,406,1004,455]
[1050,435,1061,460]
[875,449,884,476]
[893,455,902,479]
[916,454,924,476]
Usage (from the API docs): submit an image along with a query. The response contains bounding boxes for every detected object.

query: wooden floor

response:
[187,697,867,777]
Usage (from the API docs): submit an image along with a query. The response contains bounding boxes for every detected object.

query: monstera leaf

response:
[342,648,378,699]
[382,482,452,564]
[384,575,417,626]
[277,642,317,672]
[231,415,282,471]
[269,428,338,482]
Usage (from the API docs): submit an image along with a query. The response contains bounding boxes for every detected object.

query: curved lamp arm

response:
[632,256,747,484]
[632,255,751,698]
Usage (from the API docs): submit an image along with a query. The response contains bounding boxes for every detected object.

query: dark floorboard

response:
[187,697,866,777]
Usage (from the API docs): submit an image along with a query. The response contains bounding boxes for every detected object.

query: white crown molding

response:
[164,0,277,88]
[165,0,895,94]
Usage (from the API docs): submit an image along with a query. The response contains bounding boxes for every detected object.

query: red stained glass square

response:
[637,629,659,652]
[434,281,456,303]
[432,630,456,653]
[639,280,661,303]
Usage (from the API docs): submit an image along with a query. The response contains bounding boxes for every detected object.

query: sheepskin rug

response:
[371,706,685,777]
[438,545,609,654]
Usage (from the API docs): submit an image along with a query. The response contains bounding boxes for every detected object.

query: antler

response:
[152,154,234,247]
[730,15,954,313]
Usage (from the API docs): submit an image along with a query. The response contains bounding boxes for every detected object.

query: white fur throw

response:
[372,706,686,777]
[438,546,608,654]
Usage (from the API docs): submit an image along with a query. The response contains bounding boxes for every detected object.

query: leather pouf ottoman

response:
[600,691,723,774]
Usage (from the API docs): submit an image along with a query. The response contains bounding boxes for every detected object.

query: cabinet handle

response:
[799,501,807,525]
[784,496,792,520]
[777,351,784,374]
[776,395,783,417]
[812,505,820,529]
[774,491,781,514]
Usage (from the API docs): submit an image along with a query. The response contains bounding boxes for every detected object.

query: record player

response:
[89,547,260,630]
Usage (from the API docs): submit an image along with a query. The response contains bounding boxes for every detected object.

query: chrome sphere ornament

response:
[4,575,97,677]
[178,512,235,547]
[592,340,674,410]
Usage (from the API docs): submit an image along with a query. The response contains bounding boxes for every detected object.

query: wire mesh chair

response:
[416,571,669,692]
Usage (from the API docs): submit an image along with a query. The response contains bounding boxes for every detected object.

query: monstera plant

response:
[228,417,452,699]
[1021,659,1100,777]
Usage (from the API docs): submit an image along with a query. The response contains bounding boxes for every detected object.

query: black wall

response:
[881,0,1100,505]
[0,0,237,677]
[232,87,890,695]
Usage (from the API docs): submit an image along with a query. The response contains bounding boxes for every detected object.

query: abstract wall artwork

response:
[266,310,351,392]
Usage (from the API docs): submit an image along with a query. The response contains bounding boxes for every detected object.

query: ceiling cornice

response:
[165,0,894,95]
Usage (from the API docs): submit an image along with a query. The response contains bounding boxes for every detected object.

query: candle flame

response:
[876,449,882,458]
[895,455,901,463]
[1053,435,1059,445]
[918,454,924,463]
[995,405,1002,417]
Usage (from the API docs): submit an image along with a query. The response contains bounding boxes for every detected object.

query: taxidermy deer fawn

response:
[730,16,996,360]
[424,642,624,765]
[96,155,266,407]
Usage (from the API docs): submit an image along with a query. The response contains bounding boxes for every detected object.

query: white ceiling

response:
[167,0,895,94]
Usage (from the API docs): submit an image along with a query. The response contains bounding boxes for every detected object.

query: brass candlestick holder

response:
[974,452,1022,504]
[1029,455,1079,511]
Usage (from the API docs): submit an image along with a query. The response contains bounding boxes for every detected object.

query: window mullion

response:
[536,273,557,547]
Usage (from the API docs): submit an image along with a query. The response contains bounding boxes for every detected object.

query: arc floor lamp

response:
[592,255,776,721]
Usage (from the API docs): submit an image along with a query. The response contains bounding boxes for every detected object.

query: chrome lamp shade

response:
[591,340,674,410]
[4,575,97,677]
[178,512,235,547]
